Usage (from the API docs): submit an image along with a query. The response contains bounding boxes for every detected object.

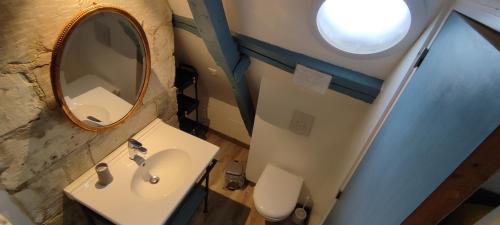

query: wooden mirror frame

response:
[50,5,151,132]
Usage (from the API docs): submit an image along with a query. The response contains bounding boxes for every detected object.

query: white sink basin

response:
[131,149,191,200]
[64,119,219,225]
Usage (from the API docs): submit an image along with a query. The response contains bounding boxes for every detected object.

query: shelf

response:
[179,117,207,139]
[175,65,199,91]
[177,94,199,116]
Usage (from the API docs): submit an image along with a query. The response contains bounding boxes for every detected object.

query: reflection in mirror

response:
[53,7,150,131]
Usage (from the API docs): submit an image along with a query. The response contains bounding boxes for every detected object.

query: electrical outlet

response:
[289,110,315,136]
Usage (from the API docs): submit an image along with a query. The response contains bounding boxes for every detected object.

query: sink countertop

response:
[64,119,219,225]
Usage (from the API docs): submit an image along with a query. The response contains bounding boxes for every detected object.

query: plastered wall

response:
[169,1,447,224]
[0,1,177,224]
[246,70,370,225]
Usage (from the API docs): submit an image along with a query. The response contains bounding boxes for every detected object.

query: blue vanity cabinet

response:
[325,12,500,225]
[80,160,217,225]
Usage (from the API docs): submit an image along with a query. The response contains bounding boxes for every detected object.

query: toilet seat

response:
[253,164,303,221]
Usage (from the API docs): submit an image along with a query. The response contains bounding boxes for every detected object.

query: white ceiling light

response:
[316,0,412,54]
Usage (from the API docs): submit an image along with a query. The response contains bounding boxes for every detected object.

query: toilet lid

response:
[253,164,303,220]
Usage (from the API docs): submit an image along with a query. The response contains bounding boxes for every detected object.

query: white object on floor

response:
[292,207,307,225]
[253,164,303,222]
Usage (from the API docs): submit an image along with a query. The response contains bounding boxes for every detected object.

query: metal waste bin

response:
[224,160,245,190]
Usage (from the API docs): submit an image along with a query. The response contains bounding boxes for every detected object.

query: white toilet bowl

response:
[253,164,303,222]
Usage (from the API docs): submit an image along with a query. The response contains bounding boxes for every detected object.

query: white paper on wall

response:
[293,64,332,95]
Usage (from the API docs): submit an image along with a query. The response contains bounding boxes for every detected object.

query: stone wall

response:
[0,1,177,224]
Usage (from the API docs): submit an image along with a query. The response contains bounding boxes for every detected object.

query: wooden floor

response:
[187,131,296,225]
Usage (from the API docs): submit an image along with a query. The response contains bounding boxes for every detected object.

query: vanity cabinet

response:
[81,160,217,225]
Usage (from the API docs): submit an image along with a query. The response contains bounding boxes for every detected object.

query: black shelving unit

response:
[175,64,207,139]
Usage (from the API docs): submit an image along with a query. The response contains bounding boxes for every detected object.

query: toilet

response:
[253,164,304,222]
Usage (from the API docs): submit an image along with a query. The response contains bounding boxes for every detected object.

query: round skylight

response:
[316,0,411,55]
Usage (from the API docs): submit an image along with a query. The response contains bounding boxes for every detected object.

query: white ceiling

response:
[168,0,448,79]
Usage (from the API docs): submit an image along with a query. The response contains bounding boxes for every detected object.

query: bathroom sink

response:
[64,119,219,225]
[131,149,192,200]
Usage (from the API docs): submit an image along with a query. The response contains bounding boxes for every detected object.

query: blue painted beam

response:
[172,14,200,36]
[188,0,240,73]
[232,56,255,133]
[236,35,382,99]
[187,0,255,135]
[172,15,384,103]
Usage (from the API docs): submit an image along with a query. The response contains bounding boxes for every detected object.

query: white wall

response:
[246,68,370,225]
[244,13,447,223]
[168,0,448,223]
[168,0,445,144]
[173,29,251,143]
[171,0,445,79]
[246,3,454,224]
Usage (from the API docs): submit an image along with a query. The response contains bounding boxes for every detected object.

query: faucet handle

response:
[128,139,142,149]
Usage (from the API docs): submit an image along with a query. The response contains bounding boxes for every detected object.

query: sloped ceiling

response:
[169,0,447,80]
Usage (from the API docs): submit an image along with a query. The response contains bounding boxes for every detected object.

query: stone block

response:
[12,143,95,225]
[0,73,45,137]
[164,114,180,128]
[0,111,95,191]
[61,145,93,182]
[32,57,57,109]
[117,0,173,35]
[144,55,176,104]
[152,24,175,65]
[31,1,83,51]
[0,1,175,224]
[155,88,178,124]
[13,168,70,223]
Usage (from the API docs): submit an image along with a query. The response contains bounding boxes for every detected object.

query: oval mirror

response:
[51,6,150,131]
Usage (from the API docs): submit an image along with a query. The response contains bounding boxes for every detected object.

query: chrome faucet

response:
[128,139,147,160]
